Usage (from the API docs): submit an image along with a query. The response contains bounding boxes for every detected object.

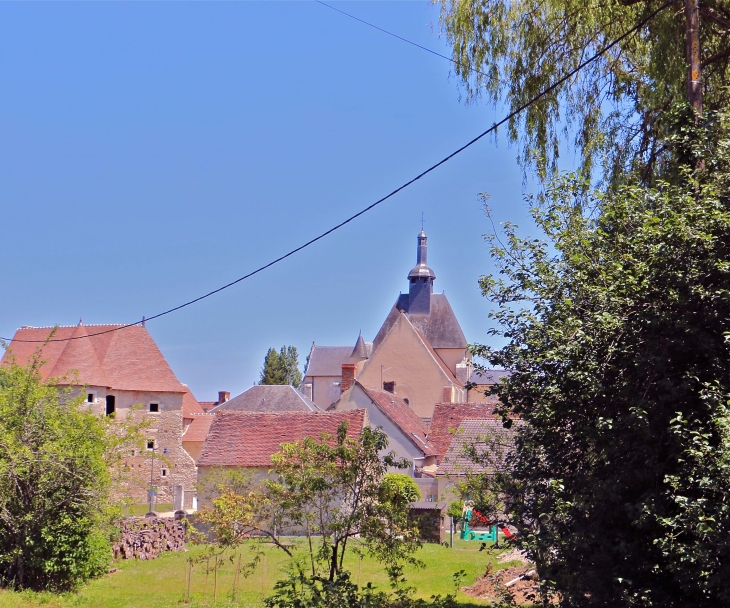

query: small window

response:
[161,469,167,477]
[87,393,94,403]
[149,403,159,413]
[147,440,155,450]
[403,398,410,406]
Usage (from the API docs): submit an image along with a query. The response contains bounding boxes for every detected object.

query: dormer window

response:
[149,403,159,413]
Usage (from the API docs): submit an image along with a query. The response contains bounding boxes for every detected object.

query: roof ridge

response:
[18,323,126,330]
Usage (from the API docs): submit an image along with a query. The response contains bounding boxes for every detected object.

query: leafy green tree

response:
[475,107,730,606]
[0,353,114,591]
[438,0,730,182]
[268,424,421,581]
[199,424,422,583]
[259,346,302,388]
[379,473,421,507]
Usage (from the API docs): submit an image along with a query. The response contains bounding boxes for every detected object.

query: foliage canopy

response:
[438,0,730,182]
[475,108,730,606]
[0,353,115,590]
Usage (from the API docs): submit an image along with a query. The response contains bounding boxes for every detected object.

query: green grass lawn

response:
[123,504,174,517]
[0,538,512,608]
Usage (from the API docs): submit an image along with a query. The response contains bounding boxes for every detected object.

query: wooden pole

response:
[233,553,242,600]
[204,557,209,596]
[262,554,267,598]
[186,559,192,603]
[685,0,702,116]
[183,558,188,603]
[213,555,218,602]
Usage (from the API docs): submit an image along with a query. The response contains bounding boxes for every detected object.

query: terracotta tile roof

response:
[428,402,500,462]
[437,419,519,476]
[183,414,215,443]
[356,382,438,456]
[198,410,367,468]
[2,324,185,393]
[211,385,319,413]
[182,386,205,418]
[199,401,218,412]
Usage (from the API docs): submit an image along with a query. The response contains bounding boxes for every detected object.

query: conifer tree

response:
[259,346,302,388]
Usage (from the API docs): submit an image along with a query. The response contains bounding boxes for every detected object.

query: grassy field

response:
[0,538,512,608]
[123,504,174,517]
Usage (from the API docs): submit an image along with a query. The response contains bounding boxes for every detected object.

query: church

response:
[302,230,501,422]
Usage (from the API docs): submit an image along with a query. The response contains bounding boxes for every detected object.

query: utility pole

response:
[685,0,702,117]
[149,445,156,514]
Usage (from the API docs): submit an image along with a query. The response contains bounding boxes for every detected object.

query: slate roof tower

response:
[407,230,436,315]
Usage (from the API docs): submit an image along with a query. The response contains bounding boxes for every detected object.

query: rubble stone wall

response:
[71,387,197,507]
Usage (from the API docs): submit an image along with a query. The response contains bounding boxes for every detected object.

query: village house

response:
[413,401,503,500]
[302,231,506,420]
[196,409,367,508]
[2,322,199,508]
[332,380,439,483]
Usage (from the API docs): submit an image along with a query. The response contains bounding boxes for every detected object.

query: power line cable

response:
[1,0,676,344]
[314,0,493,81]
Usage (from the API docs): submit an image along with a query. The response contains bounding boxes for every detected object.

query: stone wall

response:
[75,387,198,507]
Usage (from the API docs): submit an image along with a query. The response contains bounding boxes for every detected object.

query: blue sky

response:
[0,1,540,400]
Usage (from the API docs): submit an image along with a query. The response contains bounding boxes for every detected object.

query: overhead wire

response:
[1,0,677,344]
[314,0,494,82]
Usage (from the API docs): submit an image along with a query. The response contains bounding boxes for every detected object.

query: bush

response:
[264,570,460,608]
[0,353,120,590]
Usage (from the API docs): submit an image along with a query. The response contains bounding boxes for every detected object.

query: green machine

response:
[460,505,498,542]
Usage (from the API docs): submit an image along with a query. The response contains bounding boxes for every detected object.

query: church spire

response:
[407,230,436,314]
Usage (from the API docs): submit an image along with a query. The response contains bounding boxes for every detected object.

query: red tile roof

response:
[183,414,216,443]
[356,382,438,456]
[428,402,500,462]
[182,386,205,418]
[2,324,186,393]
[437,418,518,476]
[198,410,367,467]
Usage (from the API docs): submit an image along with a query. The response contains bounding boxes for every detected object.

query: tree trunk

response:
[685,0,703,117]
[329,544,338,581]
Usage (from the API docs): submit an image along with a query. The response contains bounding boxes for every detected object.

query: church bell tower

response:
[407,230,436,314]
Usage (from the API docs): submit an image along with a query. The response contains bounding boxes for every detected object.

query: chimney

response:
[383,380,396,393]
[218,391,230,404]
[341,364,356,393]
[442,386,452,403]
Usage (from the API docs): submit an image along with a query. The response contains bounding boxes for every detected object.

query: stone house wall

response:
[73,386,197,508]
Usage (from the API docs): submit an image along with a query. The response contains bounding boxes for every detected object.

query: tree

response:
[473,107,730,606]
[268,424,421,581]
[379,473,421,507]
[259,346,302,388]
[0,353,114,590]
[438,0,730,182]
[199,424,422,583]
